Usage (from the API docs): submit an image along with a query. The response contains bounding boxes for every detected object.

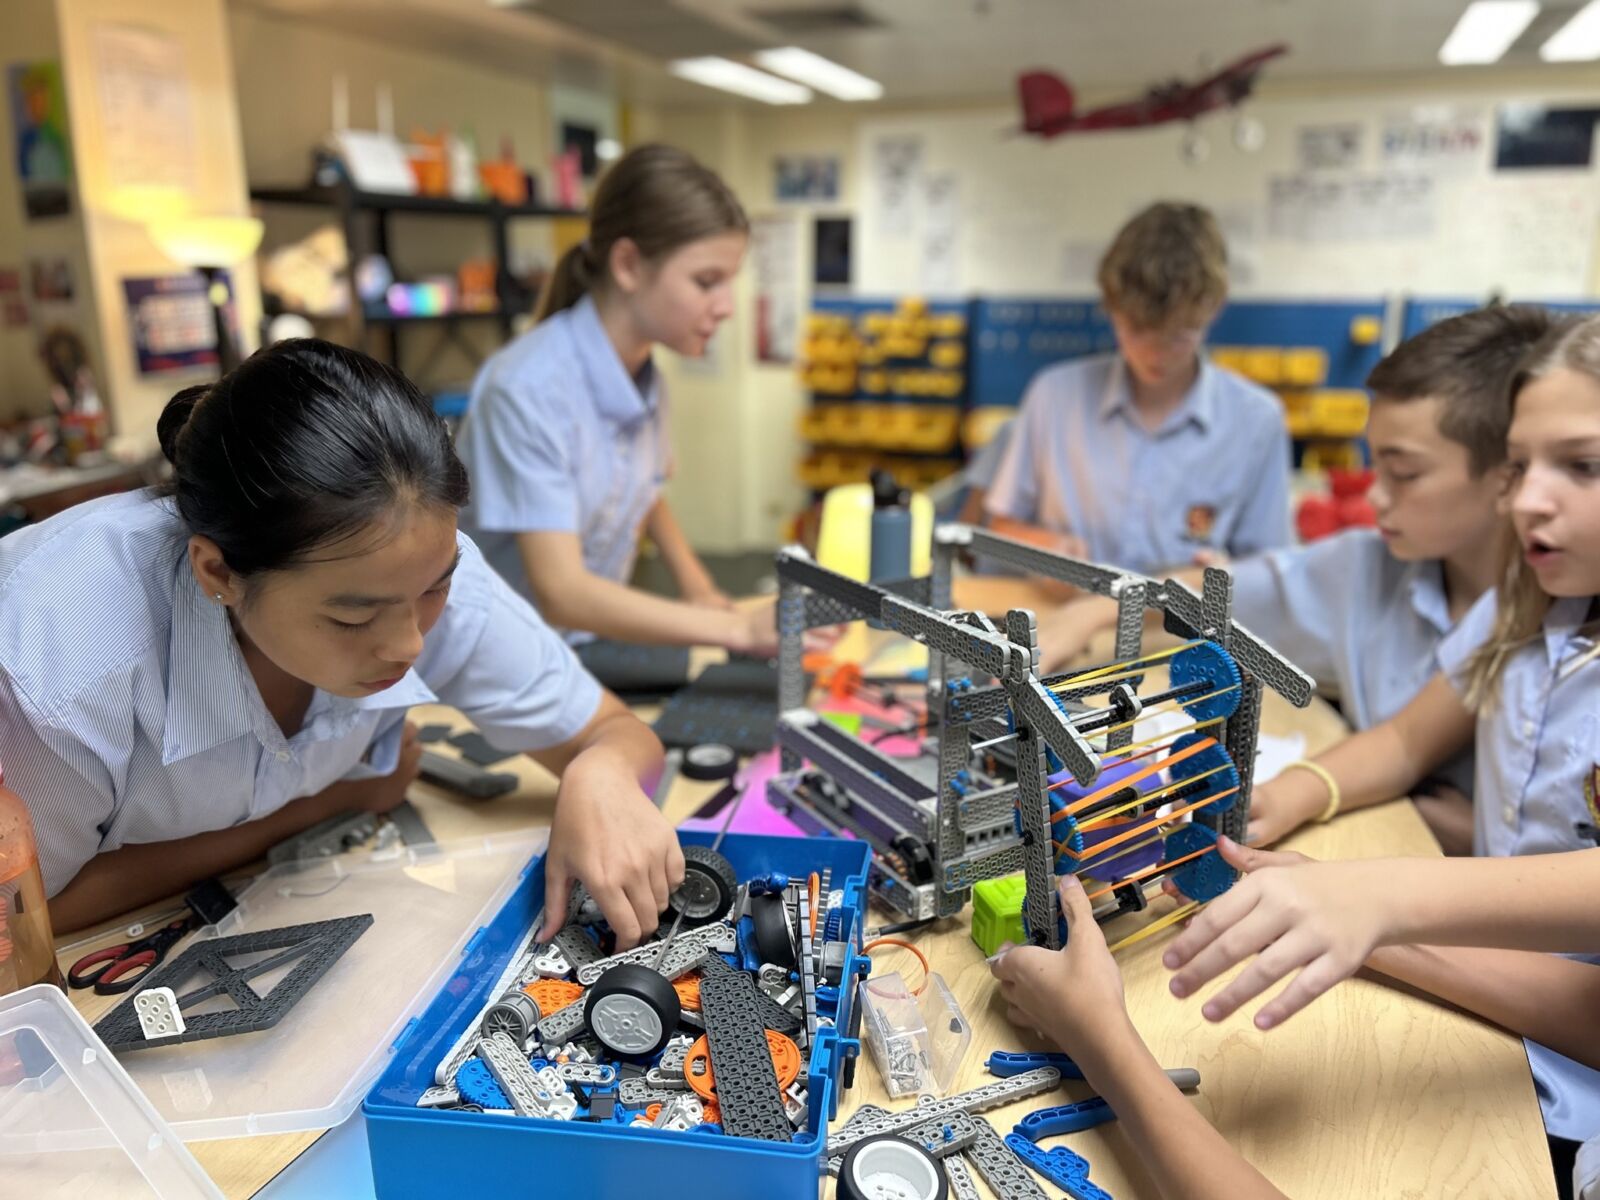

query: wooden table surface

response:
[54,581,1553,1199]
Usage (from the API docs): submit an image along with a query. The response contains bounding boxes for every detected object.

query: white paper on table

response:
[1251,732,1307,785]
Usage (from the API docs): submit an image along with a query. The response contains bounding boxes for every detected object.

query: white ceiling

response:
[232,0,1596,106]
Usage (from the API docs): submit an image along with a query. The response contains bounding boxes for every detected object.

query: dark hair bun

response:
[157,384,210,467]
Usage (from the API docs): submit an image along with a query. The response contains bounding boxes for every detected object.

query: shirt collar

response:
[1403,559,1454,636]
[1545,595,1597,671]
[571,294,660,425]
[163,560,263,764]
[1097,355,1215,435]
[163,562,438,764]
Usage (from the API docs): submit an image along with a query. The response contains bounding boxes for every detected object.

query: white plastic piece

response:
[860,970,970,1098]
[849,1137,944,1200]
[135,987,186,1041]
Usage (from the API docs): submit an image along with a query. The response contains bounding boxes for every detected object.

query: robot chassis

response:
[767,524,1314,949]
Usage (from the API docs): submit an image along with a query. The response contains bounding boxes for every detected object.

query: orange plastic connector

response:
[523,978,584,1014]
[684,1030,802,1102]
[673,973,703,1013]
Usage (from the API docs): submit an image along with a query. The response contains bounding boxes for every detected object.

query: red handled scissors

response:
[68,916,195,995]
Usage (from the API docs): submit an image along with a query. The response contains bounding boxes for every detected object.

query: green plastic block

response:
[971,874,1028,957]
[820,711,864,736]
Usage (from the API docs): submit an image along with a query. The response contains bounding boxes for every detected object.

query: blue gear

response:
[1166,732,1240,816]
[823,907,846,942]
[1169,640,1242,722]
[455,1057,510,1109]
[1166,823,1234,902]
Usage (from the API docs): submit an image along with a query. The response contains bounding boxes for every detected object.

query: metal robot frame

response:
[766,523,1313,950]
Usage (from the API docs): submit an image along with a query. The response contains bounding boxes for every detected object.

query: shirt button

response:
[1502,802,1516,825]
[276,750,291,762]
[1521,720,1535,737]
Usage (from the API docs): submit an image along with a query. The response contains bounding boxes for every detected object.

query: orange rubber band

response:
[1049,736,1218,821]
[862,937,930,996]
[1083,843,1215,902]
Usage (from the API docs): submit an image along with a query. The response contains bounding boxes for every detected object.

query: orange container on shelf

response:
[0,775,61,996]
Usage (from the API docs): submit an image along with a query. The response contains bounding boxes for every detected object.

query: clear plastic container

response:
[859,969,971,1098]
[71,831,542,1141]
[0,983,219,1198]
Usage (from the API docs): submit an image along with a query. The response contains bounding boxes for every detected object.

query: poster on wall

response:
[0,267,28,327]
[868,134,923,235]
[123,273,229,375]
[751,215,800,364]
[1381,107,1485,176]
[920,171,961,294]
[6,61,73,218]
[1266,173,1436,242]
[1295,124,1363,171]
[774,156,839,204]
[29,257,74,304]
[92,24,197,195]
[1460,176,1598,294]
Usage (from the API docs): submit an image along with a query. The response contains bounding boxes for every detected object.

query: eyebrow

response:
[1507,436,1600,453]
[324,548,462,609]
[1373,446,1426,459]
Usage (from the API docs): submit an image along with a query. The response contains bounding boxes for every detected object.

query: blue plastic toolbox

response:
[364,831,872,1200]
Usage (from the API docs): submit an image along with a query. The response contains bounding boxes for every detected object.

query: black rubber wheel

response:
[663,844,738,928]
[838,1134,948,1200]
[891,835,936,886]
[582,963,681,1058]
[681,742,739,782]
[750,891,796,970]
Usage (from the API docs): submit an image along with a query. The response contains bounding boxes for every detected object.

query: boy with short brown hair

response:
[986,201,1291,572]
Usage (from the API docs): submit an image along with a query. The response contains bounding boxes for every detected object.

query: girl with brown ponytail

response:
[455,145,784,653]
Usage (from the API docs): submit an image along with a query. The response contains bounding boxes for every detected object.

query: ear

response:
[607,237,646,295]
[188,535,239,606]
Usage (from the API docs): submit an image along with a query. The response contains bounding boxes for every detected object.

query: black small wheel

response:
[480,989,541,1044]
[750,891,796,970]
[891,835,936,886]
[838,1134,948,1200]
[682,742,739,782]
[663,844,738,928]
[583,963,681,1058]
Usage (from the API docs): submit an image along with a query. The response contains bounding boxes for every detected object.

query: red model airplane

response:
[1018,44,1289,138]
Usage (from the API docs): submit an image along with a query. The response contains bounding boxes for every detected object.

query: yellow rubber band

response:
[1107,901,1200,954]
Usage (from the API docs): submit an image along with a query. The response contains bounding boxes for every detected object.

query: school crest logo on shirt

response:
[1183,504,1218,544]
[1587,763,1600,829]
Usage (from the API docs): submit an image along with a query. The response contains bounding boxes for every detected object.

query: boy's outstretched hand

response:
[990,875,1129,1052]
[1162,835,1395,1029]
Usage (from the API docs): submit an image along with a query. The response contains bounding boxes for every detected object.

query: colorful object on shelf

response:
[479,135,529,205]
[456,259,498,312]
[797,297,970,492]
[381,279,455,318]
[407,129,449,196]
[1295,467,1377,542]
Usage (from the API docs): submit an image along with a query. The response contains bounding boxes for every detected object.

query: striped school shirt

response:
[0,489,601,895]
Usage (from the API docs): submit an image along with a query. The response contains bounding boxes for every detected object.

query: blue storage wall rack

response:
[967,296,1387,410]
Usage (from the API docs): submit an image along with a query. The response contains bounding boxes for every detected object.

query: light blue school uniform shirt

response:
[1439,589,1600,1142]
[984,353,1293,575]
[455,295,671,641]
[1229,528,1476,796]
[0,490,601,897]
